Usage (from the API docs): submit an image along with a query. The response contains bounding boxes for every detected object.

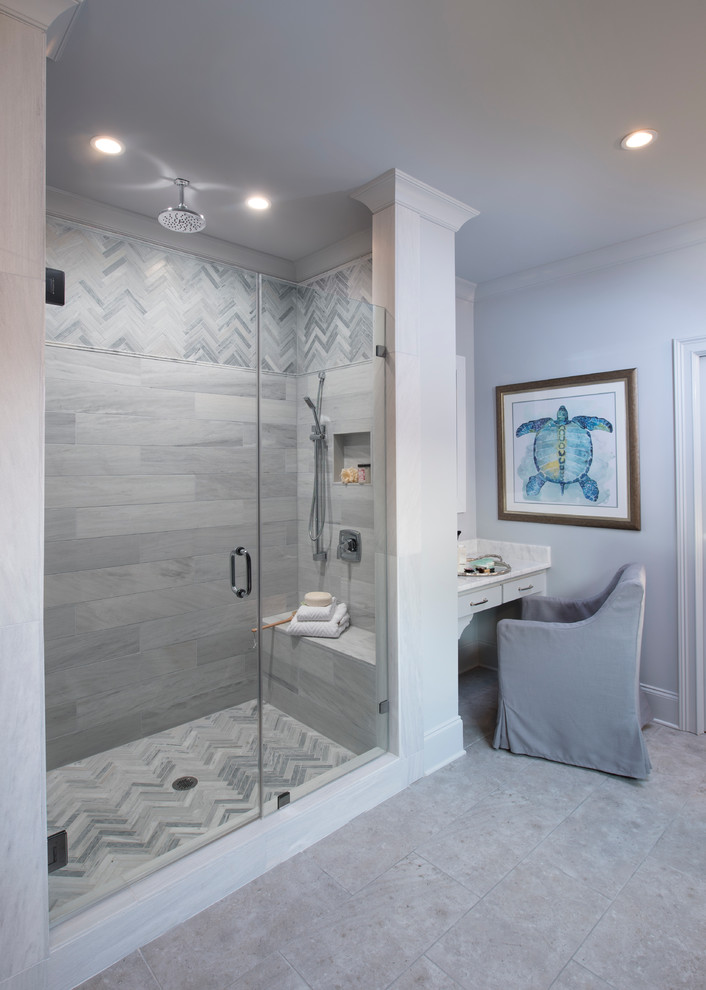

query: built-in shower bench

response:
[258,612,378,754]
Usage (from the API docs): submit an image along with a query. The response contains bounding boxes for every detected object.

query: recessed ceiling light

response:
[620,129,658,150]
[246,195,271,210]
[90,135,125,155]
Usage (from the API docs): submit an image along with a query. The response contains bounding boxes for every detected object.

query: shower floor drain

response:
[172,776,198,791]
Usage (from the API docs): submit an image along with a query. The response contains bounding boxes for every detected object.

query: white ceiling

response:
[45,0,706,284]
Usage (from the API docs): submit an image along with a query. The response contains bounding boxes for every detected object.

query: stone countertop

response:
[457,538,551,594]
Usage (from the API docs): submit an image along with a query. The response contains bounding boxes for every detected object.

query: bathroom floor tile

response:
[142,853,349,990]
[574,858,706,990]
[426,858,610,990]
[76,951,161,990]
[280,854,477,990]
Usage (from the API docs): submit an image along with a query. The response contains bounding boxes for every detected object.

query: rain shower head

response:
[157,178,206,233]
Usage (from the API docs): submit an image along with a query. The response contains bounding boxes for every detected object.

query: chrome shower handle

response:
[230,546,252,599]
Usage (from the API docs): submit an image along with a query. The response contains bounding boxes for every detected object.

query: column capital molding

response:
[0,0,78,30]
[351,168,478,232]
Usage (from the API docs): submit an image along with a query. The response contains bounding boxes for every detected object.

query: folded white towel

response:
[288,602,350,638]
[295,597,338,622]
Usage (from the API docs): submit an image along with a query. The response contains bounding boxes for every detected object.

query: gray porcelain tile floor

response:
[76,667,706,990]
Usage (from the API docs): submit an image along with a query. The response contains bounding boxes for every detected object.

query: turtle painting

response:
[516,404,613,502]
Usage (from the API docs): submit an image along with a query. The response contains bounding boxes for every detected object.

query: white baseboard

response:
[423,716,466,775]
[641,683,680,729]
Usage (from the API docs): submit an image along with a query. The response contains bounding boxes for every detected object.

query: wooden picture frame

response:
[496,368,640,529]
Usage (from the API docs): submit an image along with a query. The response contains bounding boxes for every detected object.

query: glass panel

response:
[44,220,262,922]
[258,270,388,816]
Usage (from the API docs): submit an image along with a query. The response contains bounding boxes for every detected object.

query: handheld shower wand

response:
[304,372,327,560]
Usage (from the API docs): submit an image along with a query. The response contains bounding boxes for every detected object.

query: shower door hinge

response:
[277,791,291,809]
[48,830,68,873]
[375,344,387,358]
[378,700,389,714]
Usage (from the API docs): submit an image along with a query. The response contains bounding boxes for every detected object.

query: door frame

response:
[673,336,706,733]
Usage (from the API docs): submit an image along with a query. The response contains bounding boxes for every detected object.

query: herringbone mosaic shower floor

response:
[47,700,355,920]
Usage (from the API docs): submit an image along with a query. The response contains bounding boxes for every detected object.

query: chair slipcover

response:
[493,563,651,779]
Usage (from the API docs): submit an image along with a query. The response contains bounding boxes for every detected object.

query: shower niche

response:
[333,430,372,484]
[43,219,387,923]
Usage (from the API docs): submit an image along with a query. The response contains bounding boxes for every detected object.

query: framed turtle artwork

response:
[496,368,640,530]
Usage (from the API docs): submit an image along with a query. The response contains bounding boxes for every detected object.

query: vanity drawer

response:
[458,584,503,618]
[502,572,547,604]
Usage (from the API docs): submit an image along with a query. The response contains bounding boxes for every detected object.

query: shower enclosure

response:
[43,219,387,922]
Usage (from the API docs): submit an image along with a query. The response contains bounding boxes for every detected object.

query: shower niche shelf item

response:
[333,430,371,484]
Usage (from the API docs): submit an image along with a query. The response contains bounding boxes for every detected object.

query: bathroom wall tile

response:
[44,605,76,641]
[194,392,258,423]
[44,625,140,674]
[255,422,298,448]
[138,525,256,564]
[260,496,298,525]
[46,221,258,368]
[46,475,196,509]
[45,535,141,576]
[74,580,234,633]
[138,445,251,475]
[45,343,143,386]
[140,660,258,736]
[46,444,140,477]
[46,651,145,711]
[76,414,244,448]
[47,715,144,770]
[75,500,256,538]
[46,378,196,419]
[45,558,194,607]
[45,413,76,444]
[196,624,257,665]
[140,359,257,396]
[45,700,78,741]
[140,602,254,652]
[44,509,77,542]
[195,471,260,502]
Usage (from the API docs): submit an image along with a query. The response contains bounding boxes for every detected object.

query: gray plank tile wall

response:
[44,344,296,769]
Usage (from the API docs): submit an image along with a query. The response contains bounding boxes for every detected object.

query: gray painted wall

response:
[471,241,706,706]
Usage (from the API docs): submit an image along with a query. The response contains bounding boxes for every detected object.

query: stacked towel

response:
[288,601,350,638]
[295,597,338,622]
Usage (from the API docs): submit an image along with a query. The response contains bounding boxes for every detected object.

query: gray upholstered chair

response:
[493,563,651,778]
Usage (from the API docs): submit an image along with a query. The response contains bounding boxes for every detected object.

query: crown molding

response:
[46,186,296,280]
[294,228,372,283]
[476,216,706,300]
[455,276,476,302]
[351,168,479,232]
[0,0,77,29]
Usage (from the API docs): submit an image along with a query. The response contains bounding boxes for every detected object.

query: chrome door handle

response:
[518,584,534,592]
[230,546,252,599]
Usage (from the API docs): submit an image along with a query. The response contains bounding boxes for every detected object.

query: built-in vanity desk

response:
[458,539,551,638]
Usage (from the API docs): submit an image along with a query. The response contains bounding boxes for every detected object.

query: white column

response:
[352,170,478,775]
[0,4,78,989]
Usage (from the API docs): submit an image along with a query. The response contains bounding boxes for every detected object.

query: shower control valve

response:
[337,529,362,563]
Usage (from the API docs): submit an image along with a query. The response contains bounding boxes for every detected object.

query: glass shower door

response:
[257,273,388,817]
